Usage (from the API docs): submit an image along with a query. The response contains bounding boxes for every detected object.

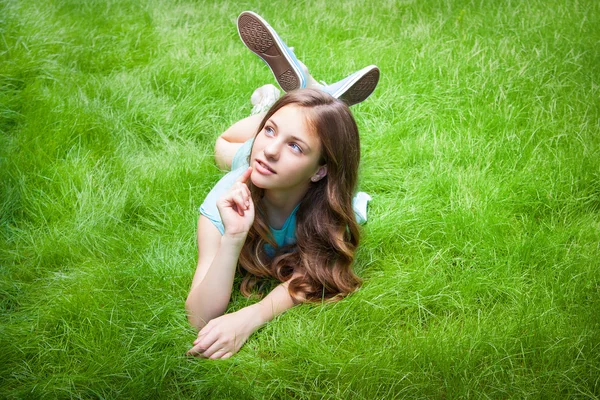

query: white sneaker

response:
[237,11,307,92]
[321,65,380,106]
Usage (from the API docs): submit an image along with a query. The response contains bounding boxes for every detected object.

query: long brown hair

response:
[238,88,362,303]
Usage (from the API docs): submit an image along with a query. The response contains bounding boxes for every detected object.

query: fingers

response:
[210,350,232,360]
[232,182,252,216]
[220,168,254,218]
[187,322,235,360]
[235,167,253,184]
[187,336,233,360]
[202,340,225,359]
[194,323,212,344]
[187,329,218,357]
[186,345,200,356]
[186,347,232,360]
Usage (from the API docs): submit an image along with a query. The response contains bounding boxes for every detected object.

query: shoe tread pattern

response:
[340,68,380,106]
[238,15,274,53]
[238,14,299,91]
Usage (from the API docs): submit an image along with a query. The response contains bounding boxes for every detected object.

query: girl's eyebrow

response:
[269,118,312,152]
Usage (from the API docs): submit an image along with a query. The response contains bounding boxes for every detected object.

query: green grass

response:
[1,0,599,398]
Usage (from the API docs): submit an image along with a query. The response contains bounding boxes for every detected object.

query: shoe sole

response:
[336,67,380,106]
[237,12,304,92]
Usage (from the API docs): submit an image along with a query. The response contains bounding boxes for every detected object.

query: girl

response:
[185,12,378,359]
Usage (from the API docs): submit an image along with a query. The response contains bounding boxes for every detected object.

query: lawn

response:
[1,0,599,398]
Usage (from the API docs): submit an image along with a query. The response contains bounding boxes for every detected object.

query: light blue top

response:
[199,138,368,257]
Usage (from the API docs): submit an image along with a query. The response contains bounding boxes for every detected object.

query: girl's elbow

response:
[185,296,207,330]
[214,137,232,170]
[184,296,226,330]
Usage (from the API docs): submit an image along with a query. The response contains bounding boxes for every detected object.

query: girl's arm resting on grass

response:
[186,167,255,329]
[185,217,246,329]
[186,277,297,359]
[254,278,296,323]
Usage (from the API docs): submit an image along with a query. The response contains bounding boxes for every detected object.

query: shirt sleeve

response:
[231,138,254,171]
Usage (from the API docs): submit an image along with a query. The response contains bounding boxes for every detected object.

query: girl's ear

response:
[311,165,328,182]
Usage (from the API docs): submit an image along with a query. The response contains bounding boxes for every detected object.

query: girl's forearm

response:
[185,235,246,328]
[252,280,296,326]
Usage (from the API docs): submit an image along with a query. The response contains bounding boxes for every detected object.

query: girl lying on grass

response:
[185,11,380,359]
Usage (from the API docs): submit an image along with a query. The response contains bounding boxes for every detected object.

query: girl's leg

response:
[214,112,266,170]
[237,11,380,106]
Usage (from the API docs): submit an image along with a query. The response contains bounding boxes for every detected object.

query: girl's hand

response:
[186,305,262,359]
[216,167,255,239]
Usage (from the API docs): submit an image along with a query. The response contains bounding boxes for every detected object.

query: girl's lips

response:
[255,159,276,175]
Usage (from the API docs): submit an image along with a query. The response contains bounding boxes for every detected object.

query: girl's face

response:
[250,105,325,192]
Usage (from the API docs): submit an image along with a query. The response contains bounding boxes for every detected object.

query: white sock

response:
[250,84,280,115]
[352,192,372,225]
[297,59,324,90]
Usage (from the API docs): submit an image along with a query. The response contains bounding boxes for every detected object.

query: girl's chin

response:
[250,173,269,189]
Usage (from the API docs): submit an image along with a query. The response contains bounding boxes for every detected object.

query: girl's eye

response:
[264,126,275,137]
[289,143,303,153]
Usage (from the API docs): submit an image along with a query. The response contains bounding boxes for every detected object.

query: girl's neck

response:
[262,185,308,229]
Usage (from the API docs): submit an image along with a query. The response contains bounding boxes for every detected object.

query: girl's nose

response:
[263,140,280,161]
